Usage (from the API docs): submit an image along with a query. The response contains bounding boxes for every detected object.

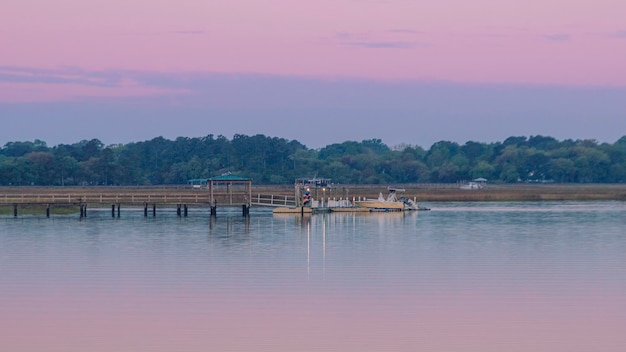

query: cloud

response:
[333,31,423,49]
[344,41,415,49]
[607,30,626,38]
[3,76,626,149]
[112,30,207,37]
[172,30,207,35]
[592,30,626,39]
[0,67,189,103]
[543,34,570,42]
[0,66,123,87]
[388,29,422,34]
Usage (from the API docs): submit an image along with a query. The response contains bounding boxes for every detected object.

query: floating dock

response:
[272,206,404,214]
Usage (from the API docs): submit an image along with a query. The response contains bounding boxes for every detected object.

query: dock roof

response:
[209,174,251,181]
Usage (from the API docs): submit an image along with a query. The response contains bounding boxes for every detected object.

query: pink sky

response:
[1,0,625,147]
[2,0,625,85]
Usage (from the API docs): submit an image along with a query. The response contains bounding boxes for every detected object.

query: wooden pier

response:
[0,189,298,218]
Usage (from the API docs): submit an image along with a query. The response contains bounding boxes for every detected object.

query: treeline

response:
[1,134,626,186]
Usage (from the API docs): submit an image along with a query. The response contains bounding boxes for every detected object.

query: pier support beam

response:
[112,204,116,218]
[80,204,87,218]
[184,204,188,217]
[46,204,50,218]
[13,204,17,217]
[117,204,121,218]
[152,204,156,217]
[144,203,148,217]
[177,204,182,217]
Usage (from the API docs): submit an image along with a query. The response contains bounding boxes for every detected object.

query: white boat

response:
[356,187,419,211]
[460,182,481,190]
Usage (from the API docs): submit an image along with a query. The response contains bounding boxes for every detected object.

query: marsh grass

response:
[1,184,626,208]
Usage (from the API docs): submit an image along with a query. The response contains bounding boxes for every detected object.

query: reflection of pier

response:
[209,215,252,237]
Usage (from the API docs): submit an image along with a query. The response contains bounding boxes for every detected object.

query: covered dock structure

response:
[208,173,253,215]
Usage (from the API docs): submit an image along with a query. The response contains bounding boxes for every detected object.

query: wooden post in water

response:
[184,204,188,217]
[13,204,17,217]
[144,203,148,217]
[117,204,121,218]
[177,204,182,217]
[46,204,50,218]
[111,204,116,218]
[152,204,156,217]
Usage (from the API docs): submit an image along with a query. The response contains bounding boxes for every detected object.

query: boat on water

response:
[356,187,419,211]
[460,178,487,190]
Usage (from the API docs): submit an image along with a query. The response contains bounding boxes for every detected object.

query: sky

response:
[1,0,625,149]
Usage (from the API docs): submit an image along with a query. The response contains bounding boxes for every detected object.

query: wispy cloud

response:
[335,32,367,41]
[0,66,118,87]
[344,41,415,49]
[388,29,423,34]
[172,30,207,35]
[592,30,626,39]
[543,34,571,42]
[113,30,207,37]
[0,66,189,103]
[334,31,424,49]
[607,30,626,38]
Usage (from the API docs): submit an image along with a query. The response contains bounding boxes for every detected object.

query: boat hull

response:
[356,201,406,211]
[273,207,313,214]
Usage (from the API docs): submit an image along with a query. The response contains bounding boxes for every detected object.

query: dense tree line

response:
[1,134,626,186]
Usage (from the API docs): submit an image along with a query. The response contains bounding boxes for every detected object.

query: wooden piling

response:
[152,204,156,217]
[112,204,116,218]
[46,204,50,218]
[13,204,17,217]
[117,204,121,218]
[144,203,148,217]
[177,204,182,217]
[184,204,188,217]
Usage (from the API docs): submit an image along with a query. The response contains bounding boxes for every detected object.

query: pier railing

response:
[1,193,296,207]
[0,193,213,205]
[252,194,296,207]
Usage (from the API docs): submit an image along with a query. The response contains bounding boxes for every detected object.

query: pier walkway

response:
[0,190,297,217]
[0,193,296,207]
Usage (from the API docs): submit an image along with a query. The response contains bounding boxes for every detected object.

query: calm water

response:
[1,201,626,352]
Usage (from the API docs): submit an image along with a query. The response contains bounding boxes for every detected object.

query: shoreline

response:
[1,184,626,202]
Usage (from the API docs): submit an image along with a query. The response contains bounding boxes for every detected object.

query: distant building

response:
[188,178,208,188]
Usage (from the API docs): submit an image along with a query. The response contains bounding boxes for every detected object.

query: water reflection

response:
[2,202,626,352]
[208,215,251,243]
